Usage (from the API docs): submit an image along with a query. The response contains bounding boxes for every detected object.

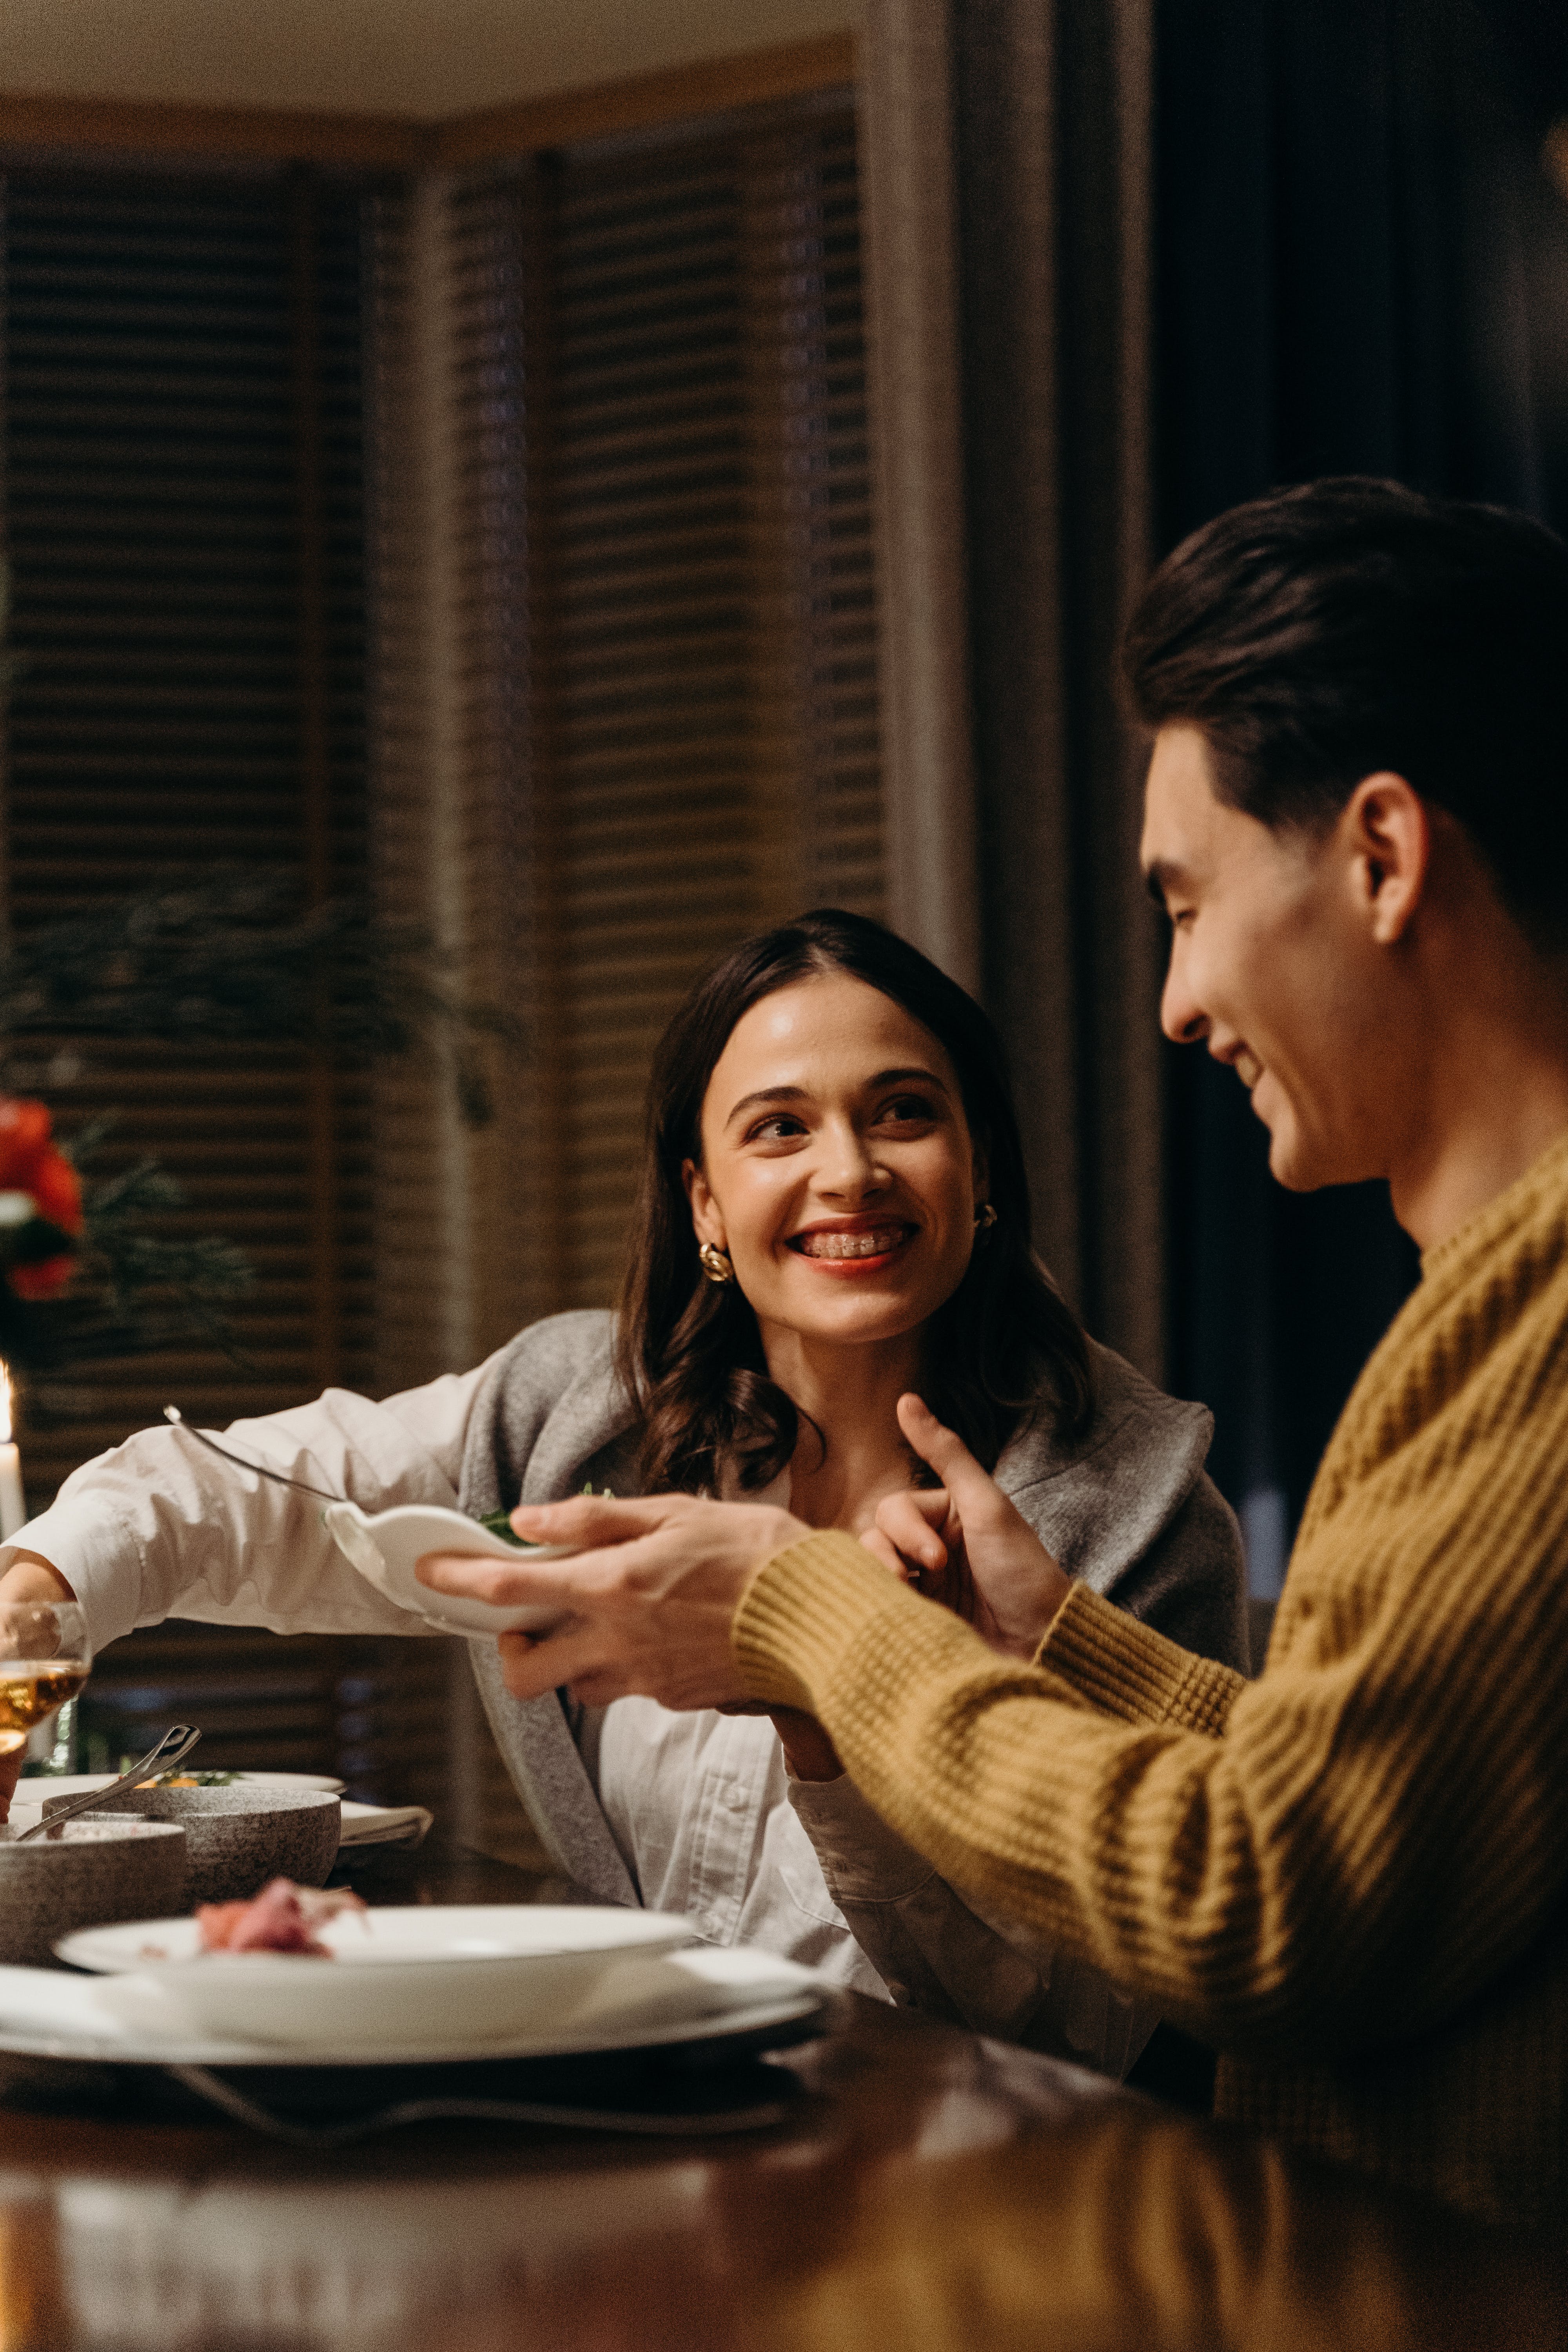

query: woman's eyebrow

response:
[867,1065,950,1095]
[725,1083,808,1129]
[725,1067,950,1130]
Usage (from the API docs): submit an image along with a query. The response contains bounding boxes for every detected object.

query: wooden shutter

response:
[388,92,884,1333]
[0,163,374,1488]
[1,91,884,1852]
[353,91,883,1855]
[0,162,485,1831]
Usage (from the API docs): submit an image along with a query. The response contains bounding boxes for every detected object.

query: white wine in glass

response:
[0,1602,92,1757]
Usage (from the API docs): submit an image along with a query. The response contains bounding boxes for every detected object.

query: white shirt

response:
[0,1367,882,2005]
[3,1370,1153,2066]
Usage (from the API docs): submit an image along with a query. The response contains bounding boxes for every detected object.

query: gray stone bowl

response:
[44,1784,342,1907]
[0,1816,188,1965]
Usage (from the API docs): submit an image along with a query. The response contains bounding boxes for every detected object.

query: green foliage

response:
[0,869,517,1114]
[0,564,517,1385]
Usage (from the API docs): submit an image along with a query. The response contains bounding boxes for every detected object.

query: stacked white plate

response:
[0,1906,825,2068]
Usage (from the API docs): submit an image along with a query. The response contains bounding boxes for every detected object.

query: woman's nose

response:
[817,1123,888,1195]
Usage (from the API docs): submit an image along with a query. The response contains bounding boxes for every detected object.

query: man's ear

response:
[1343,773,1430,945]
[681,1158,725,1249]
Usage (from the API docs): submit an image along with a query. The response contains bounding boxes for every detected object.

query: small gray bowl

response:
[0,1816,188,1965]
[44,1784,342,1907]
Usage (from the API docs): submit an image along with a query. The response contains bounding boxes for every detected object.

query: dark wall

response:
[1154,0,1568,1570]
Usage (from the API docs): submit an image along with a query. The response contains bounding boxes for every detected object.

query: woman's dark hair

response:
[1124,475,1568,947]
[616,908,1093,1495]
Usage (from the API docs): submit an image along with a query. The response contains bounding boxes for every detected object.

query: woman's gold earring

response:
[975,1203,998,1234]
[698,1241,735,1285]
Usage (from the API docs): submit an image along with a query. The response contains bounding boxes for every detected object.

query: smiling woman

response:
[0,908,1245,2078]
[621,912,1092,1511]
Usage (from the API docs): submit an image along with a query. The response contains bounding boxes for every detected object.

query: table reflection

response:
[1,1845,1560,2351]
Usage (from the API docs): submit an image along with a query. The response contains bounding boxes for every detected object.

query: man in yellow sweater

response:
[457,477,1568,2228]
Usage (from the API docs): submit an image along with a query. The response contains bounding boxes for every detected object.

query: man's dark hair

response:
[1123,476,1568,947]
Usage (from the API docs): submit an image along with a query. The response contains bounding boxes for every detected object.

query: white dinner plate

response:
[54,1905,703,2052]
[5,1930,824,2069]
[13,1769,345,1805]
[320,1501,575,1635]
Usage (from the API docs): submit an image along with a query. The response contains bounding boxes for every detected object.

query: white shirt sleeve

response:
[0,1348,512,1654]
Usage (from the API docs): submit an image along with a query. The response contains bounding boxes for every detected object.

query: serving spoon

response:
[13,1723,203,1842]
[162,1405,345,1501]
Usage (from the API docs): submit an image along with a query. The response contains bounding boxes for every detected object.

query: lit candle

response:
[0,1362,27,1540]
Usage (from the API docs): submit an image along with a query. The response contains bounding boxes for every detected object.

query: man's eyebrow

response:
[724,1067,951,1129]
[1144,857,1187,909]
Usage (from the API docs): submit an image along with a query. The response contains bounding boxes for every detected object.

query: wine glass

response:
[0,1601,93,1759]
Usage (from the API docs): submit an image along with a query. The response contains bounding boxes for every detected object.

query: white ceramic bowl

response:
[59,1904,696,2051]
[321,1501,578,1635]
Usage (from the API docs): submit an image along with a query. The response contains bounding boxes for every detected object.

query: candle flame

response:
[0,1362,11,1446]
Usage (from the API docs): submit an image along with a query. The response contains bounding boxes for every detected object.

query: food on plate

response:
[196,1877,367,1956]
[134,1768,241,1789]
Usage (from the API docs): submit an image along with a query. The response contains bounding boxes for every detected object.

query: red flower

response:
[0,1099,51,1189]
[0,1096,83,1299]
[26,1146,83,1237]
[9,1254,77,1301]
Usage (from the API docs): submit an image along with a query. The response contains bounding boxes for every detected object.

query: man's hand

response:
[860,1395,1074,1659]
[416,1490,809,1710]
[0,1552,76,1821]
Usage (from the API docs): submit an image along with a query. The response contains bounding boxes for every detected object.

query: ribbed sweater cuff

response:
[1041,1582,1244,1736]
[733,1530,916,1709]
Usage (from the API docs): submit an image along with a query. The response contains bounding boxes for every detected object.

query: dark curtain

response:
[952,0,1165,1376]
[861,0,1166,1378]
[1155,0,1568,1578]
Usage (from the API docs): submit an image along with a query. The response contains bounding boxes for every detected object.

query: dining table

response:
[1,1832,1563,2352]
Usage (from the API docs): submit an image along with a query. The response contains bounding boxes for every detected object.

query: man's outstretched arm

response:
[418,1416,1568,2065]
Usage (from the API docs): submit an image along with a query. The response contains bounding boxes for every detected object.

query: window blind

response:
[358,90,883,1857]
[0,163,474,1826]
[382,92,884,1332]
[535,100,882,1309]
[0,164,373,1485]
[1,90,884,1852]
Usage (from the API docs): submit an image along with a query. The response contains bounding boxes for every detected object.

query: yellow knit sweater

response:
[733,1129,1568,2229]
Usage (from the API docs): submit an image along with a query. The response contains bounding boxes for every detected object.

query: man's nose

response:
[1160,953,1209,1046]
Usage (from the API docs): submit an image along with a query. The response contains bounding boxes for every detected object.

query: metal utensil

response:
[163,1406,345,1503]
[13,1723,203,1842]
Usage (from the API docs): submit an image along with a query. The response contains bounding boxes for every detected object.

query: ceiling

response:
[0,0,862,120]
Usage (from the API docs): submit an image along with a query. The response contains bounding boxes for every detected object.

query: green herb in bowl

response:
[473,1484,612,1547]
[474,1510,535,1548]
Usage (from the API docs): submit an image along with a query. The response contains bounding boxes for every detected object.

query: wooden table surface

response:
[1,1839,1562,2352]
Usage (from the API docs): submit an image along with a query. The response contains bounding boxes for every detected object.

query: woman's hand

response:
[860,1395,1074,1660]
[0,1553,77,1820]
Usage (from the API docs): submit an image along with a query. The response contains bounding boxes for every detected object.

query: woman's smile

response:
[788,1214,918,1273]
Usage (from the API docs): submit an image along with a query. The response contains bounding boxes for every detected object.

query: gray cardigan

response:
[458,1311,1246,1910]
